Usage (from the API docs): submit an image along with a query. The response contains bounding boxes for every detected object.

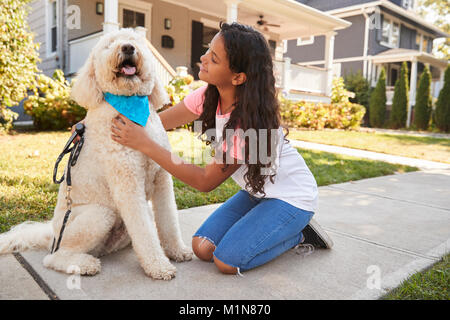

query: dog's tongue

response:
[121,65,136,75]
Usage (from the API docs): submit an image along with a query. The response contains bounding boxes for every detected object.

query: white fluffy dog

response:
[0,29,192,280]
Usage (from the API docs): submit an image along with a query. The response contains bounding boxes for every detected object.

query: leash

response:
[51,123,85,254]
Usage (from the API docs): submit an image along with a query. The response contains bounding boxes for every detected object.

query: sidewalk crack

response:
[13,253,59,300]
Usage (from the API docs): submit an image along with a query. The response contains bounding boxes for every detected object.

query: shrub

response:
[24,70,86,130]
[280,98,366,130]
[389,62,409,129]
[331,77,351,104]
[344,70,370,109]
[435,65,450,132]
[413,65,432,130]
[0,0,40,133]
[164,74,205,130]
[165,74,194,106]
[369,67,387,128]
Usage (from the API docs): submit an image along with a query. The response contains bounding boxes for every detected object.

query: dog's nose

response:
[121,44,135,55]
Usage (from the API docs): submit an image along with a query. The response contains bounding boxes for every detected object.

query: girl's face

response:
[199,33,235,87]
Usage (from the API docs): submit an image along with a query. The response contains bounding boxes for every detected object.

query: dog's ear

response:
[70,52,103,110]
[148,76,170,111]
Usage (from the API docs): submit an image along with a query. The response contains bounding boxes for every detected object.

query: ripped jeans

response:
[193,190,314,273]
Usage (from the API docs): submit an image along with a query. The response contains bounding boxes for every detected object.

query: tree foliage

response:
[369,67,387,128]
[0,0,40,132]
[389,62,409,129]
[416,0,449,60]
[413,65,432,130]
[435,65,450,132]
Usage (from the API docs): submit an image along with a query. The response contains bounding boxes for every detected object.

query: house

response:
[288,0,449,127]
[13,0,352,124]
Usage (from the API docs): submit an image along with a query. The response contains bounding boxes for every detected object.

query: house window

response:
[122,9,145,28]
[296,36,314,46]
[48,0,57,53]
[381,16,400,48]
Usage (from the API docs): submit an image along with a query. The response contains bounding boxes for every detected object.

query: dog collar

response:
[104,92,149,127]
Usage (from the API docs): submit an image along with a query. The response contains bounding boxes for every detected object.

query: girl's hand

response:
[111,114,149,152]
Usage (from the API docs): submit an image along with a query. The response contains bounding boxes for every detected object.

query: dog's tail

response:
[0,221,53,254]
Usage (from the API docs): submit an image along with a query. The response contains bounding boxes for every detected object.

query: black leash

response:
[51,123,85,254]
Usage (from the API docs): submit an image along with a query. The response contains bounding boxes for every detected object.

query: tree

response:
[389,62,409,129]
[413,65,432,130]
[0,0,40,132]
[416,0,450,60]
[435,65,450,132]
[369,67,387,128]
[344,70,370,108]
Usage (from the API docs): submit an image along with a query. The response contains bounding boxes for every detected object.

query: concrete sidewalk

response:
[290,139,450,170]
[2,166,449,300]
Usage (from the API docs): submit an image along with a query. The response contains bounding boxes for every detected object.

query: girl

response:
[110,22,332,275]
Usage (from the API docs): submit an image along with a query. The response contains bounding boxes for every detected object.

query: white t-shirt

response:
[183,85,318,212]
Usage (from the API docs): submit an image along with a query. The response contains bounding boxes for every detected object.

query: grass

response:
[381,254,449,300]
[0,128,417,233]
[1,128,447,300]
[287,128,450,164]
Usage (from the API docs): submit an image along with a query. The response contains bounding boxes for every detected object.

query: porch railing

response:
[273,58,328,97]
[69,31,104,75]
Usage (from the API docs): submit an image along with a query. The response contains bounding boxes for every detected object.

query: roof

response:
[326,0,450,38]
[371,48,449,68]
[166,0,352,40]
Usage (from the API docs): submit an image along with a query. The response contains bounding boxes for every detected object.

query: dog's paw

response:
[43,253,101,276]
[143,259,177,280]
[166,245,193,263]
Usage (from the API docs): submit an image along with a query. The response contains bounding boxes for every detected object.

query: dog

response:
[0,28,192,280]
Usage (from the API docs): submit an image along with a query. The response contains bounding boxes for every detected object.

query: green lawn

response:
[0,128,417,232]
[287,128,450,164]
[381,254,449,300]
[5,129,445,300]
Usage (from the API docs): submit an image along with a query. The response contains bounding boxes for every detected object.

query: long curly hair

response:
[196,22,289,197]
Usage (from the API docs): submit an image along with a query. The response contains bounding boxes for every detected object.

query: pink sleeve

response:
[182,85,207,115]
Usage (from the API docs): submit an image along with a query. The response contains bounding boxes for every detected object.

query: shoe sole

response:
[303,218,334,249]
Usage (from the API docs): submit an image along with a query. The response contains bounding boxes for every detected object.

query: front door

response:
[191,21,219,79]
[389,64,400,86]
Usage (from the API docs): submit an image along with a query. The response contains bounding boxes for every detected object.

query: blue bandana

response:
[104,92,149,127]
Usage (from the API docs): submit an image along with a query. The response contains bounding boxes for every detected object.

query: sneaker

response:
[302,218,334,249]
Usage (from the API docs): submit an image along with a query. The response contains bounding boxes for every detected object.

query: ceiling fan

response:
[256,15,281,31]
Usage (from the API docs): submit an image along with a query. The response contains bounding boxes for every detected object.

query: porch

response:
[370,48,448,127]
[66,0,350,102]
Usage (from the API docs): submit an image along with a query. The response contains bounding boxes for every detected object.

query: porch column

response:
[407,58,418,128]
[324,31,336,97]
[224,0,241,23]
[103,0,119,33]
[282,57,292,95]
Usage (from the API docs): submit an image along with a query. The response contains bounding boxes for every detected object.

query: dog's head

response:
[70,28,169,111]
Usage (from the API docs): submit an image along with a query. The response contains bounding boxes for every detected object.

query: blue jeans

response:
[193,190,314,272]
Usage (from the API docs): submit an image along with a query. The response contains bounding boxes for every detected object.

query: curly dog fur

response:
[0,29,192,280]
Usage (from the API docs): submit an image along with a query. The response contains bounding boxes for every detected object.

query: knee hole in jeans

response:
[192,236,216,262]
